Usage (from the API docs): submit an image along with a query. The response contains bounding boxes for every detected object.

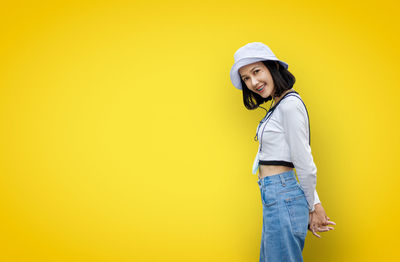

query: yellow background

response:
[0,0,399,261]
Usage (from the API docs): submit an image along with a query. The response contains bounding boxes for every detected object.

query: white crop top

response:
[252,91,321,212]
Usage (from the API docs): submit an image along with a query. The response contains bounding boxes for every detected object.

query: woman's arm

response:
[281,98,317,212]
[281,98,336,237]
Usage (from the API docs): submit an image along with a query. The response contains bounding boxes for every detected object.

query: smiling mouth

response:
[256,85,265,92]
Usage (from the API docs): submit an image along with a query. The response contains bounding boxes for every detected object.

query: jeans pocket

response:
[284,194,309,238]
[259,184,277,207]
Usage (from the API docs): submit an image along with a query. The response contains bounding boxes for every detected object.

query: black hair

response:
[241,60,296,110]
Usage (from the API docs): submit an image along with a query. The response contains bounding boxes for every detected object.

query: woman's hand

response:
[308,203,336,238]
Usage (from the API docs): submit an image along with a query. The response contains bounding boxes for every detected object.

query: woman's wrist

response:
[309,203,322,213]
[314,203,323,211]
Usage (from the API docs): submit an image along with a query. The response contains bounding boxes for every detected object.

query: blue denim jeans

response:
[257,170,309,262]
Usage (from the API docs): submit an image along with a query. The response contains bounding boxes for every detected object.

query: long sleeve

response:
[281,98,317,212]
[314,189,321,205]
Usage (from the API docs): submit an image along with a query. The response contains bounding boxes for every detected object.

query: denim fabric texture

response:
[257,170,309,262]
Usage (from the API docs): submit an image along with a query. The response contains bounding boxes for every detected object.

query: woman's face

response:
[239,61,275,98]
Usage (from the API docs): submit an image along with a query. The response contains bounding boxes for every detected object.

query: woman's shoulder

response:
[279,94,305,113]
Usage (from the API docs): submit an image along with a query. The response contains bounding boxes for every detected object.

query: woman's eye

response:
[242,70,260,81]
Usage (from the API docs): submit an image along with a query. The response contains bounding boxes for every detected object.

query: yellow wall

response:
[0,0,399,261]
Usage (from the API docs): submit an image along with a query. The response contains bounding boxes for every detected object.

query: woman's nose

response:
[251,77,259,88]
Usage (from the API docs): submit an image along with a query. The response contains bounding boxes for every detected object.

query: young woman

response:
[230,42,336,261]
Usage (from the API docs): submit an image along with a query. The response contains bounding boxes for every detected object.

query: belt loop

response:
[280,175,286,186]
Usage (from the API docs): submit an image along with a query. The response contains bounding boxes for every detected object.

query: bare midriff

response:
[258,165,294,180]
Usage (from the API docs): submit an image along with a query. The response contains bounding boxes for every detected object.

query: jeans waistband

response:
[257,170,296,186]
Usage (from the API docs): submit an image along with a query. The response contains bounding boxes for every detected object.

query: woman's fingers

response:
[311,228,321,238]
[327,220,336,225]
[321,218,336,226]
[309,218,336,234]
[310,224,335,238]
[317,226,334,232]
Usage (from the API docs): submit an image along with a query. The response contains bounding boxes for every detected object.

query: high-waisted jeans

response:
[257,170,309,262]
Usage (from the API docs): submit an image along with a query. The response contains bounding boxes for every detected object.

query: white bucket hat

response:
[230,42,289,90]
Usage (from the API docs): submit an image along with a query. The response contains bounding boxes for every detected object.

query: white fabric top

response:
[252,92,321,212]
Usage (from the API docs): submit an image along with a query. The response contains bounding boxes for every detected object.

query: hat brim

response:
[230,57,289,90]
